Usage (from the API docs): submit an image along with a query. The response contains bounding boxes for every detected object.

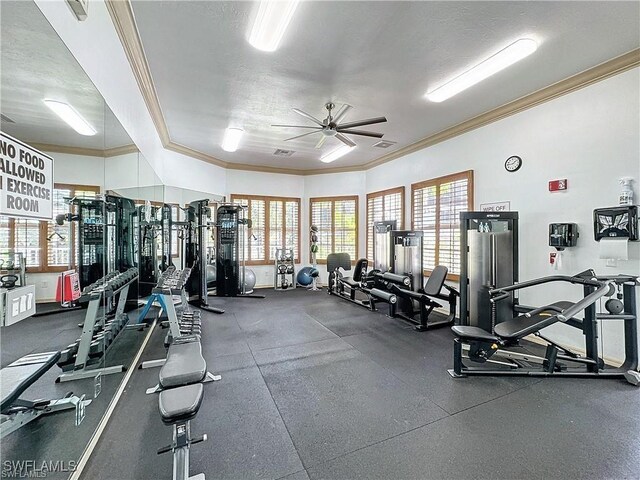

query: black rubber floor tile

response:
[343,330,540,414]
[254,338,448,467]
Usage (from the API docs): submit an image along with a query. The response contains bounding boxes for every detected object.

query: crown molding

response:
[365,48,640,170]
[30,142,138,158]
[106,0,639,176]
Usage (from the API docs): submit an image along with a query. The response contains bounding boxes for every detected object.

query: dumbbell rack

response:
[274,248,295,291]
[57,268,139,383]
[139,267,204,370]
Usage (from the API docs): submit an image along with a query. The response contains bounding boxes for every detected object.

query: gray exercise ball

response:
[206,264,217,288]
[238,268,257,294]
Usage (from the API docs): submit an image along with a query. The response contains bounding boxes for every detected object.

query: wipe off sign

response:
[0,132,53,220]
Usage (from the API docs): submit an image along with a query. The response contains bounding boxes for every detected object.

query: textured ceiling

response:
[0,0,133,150]
[131,1,640,170]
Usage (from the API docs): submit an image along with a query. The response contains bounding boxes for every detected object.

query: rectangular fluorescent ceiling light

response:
[221,127,244,152]
[425,38,538,102]
[320,145,355,164]
[248,0,299,52]
[43,99,96,136]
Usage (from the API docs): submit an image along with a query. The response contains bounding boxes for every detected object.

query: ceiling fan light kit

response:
[425,38,538,102]
[221,127,244,152]
[272,102,387,162]
[248,0,300,52]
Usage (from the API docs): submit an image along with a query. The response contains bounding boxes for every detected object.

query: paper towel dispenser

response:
[593,205,638,241]
[549,223,578,249]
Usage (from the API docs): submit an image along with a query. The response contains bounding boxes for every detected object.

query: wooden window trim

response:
[230,194,301,266]
[365,186,405,261]
[411,170,474,281]
[4,183,101,274]
[309,195,359,265]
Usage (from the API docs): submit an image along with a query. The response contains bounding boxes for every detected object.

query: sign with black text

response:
[0,132,53,220]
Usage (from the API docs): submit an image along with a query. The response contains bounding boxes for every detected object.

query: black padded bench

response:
[1,352,91,438]
[159,383,204,426]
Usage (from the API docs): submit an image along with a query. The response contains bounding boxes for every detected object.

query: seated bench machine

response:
[152,336,217,479]
[326,253,397,315]
[385,265,459,331]
[1,352,91,438]
[57,268,139,382]
[449,272,640,385]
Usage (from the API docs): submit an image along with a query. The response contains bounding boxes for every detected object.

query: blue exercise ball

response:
[297,267,319,286]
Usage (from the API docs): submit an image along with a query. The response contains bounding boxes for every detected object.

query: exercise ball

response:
[239,268,257,294]
[206,264,217,288]
[297,267,319,286]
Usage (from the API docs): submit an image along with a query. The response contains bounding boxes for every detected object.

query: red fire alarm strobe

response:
[549,179,568,192]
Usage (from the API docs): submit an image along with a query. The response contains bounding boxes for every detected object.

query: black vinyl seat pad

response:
[1,352,60,412]
[494,301,575,339]
[159,383,204,425]
[159,337,207,389]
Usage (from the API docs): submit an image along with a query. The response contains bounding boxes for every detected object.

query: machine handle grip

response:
[557,282,615,322]
[489,292,510,303]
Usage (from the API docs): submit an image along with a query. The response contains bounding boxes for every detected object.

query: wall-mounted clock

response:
[505,156,522,173]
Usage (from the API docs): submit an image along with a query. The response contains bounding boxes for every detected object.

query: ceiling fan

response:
[272,103,387,149]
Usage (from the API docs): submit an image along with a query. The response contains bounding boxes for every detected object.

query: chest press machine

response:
[449,271,640,385]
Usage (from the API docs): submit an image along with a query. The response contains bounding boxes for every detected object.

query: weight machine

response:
[215,204,264,299]
[370,221,459,330]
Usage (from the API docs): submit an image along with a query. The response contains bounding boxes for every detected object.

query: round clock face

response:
[505,156,522,172]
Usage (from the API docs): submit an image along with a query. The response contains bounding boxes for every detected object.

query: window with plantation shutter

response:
[230,195,300,265]
[1,183,99,272]
[366,187,404,261]
[310,196,359,263]
[411,171,473,279]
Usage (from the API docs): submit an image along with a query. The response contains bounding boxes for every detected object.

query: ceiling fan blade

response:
[272,124,321,129]
[332,104,352,124]
[284,130,321,141]
[336,128,383,138]
[335,133,356,148]
[315,135,327,149]
[337,116,387,130]
[292,108,325,127]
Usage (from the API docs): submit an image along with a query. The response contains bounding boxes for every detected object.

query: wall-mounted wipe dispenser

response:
[594,205,638,266]
[593,206,638,241]
[549,223,579,250]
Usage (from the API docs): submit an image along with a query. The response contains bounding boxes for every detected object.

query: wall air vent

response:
[373,140,396,149]
[0,113,16,124]
[274,149,295,156]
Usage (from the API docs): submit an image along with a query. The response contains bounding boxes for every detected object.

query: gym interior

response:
[1,1,639,479]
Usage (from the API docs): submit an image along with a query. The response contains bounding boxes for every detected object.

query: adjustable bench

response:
[1,352,91,438]
[146,335,219,394]
[158,383,207,480]
[152,337,214,479]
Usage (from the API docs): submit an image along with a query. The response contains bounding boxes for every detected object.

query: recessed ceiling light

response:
[222,127,244,152]
[248,0,299,52]
[320,145,355,164]
[425,38,538,103]
[43,99,97,136]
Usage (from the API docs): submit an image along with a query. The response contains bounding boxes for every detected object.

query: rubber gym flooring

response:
[73,287,639,480]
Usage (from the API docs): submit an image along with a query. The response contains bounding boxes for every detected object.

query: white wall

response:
[226,170,305,287]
